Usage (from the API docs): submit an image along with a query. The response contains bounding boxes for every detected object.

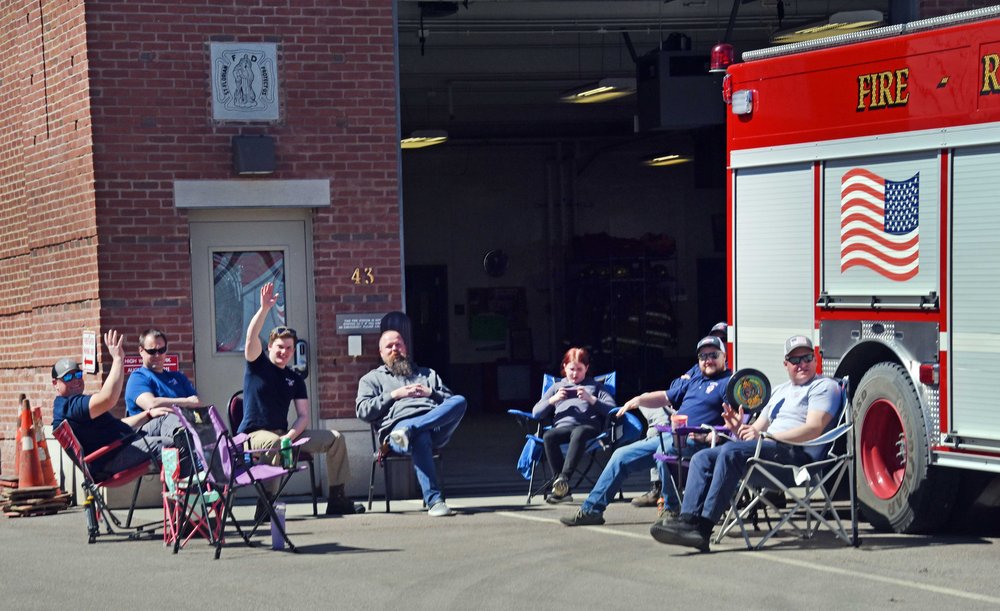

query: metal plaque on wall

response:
[210,42,279,121]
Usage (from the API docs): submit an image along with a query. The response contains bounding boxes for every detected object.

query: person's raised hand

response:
[104,329,124,360]
[260,282,279,310]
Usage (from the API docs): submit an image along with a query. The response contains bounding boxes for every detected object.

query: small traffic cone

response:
[17,400,45,488]
[31,405,58,488]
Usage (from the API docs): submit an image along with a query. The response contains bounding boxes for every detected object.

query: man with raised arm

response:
[52,330,180,480]
[649,334,841,552]
[238,281,360,516]
[124,328,201,416]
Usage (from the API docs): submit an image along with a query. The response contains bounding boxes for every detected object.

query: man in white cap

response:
[649,334,841,552]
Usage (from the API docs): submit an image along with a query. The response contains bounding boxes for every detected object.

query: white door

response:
[189,214,315,429]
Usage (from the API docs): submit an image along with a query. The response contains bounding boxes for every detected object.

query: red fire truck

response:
[724,6,1000,532]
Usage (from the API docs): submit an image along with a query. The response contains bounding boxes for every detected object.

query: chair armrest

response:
[760,423,851,448]
[507,409,540,420]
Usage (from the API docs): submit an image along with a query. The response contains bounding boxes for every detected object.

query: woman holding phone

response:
[531,347,615,503]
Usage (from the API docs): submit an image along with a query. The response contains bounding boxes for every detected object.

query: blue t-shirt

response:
[238,351,308,433]
[52,394,134,473]
[124,367,197,416]
[665,368,731,427]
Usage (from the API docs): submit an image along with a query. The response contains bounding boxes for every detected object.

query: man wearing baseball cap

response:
[632,322,729,508]
[649,334,841,552]
[560,336,731,526]
[51,330,181,480]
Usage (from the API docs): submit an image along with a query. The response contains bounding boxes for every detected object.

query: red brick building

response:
[1,0,401,469]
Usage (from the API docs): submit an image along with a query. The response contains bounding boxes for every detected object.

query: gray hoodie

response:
[356,364,453,441]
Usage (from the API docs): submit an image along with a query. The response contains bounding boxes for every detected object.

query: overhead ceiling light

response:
[401,130,448,149]
[644,154,692,168]
[560,78,636,104]
[771,10,884,44]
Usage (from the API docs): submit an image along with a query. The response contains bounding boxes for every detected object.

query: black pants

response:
[542,424,600,481]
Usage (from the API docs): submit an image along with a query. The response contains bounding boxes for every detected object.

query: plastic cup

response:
[270,502,287,550]
[671,414,688,429]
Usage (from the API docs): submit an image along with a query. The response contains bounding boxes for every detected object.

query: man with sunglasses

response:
[238,281,360,516]
[124,329,200,417]
[649,334,841,552]
[52,330,181,480]
[633,322,729,509]
[561,336,730,527]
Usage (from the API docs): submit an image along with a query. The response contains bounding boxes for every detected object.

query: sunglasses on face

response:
[142,346,167,355]
[698,351,721,361]
[786,352,816,365]
[60,370,83,383]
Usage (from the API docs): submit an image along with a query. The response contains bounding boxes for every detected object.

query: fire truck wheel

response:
[854,362,956,533]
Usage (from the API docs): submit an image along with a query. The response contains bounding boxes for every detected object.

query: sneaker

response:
[560,510,605,526]
[649,517,711,552]
[551,476,570,498]
[632,483,663,507]
[545,493,574,505]
[427,501,455,517]
[389,428,410,452]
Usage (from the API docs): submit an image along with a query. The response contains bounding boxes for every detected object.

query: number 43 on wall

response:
[351,267,375,285]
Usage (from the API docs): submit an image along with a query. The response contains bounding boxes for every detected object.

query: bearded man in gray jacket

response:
[356,330,467,517]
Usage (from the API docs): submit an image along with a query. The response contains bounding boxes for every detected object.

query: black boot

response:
[325,485,365,516]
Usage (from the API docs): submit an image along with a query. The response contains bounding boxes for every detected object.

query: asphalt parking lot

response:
[3,491,1000,610]
[3,413,999,610]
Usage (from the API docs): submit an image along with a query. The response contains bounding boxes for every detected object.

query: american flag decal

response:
[840,168,920,281]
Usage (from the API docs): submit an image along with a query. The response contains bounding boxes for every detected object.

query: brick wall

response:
[0,0,103,467]
[0,1,400,471]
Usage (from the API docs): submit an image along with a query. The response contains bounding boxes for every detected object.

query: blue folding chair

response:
[509,372,643,504]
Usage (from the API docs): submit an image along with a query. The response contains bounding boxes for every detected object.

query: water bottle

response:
[280,437,292,469]
[270,502,287,550]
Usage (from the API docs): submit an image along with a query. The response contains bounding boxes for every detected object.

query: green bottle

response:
[280,437,292,469]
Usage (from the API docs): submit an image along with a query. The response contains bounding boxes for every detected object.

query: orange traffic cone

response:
[17,399,45,488]
[32,405,58,487]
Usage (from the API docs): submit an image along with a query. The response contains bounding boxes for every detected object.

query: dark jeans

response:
[94,413,181,480]
[542,423,601,481]
[681,439,812,523]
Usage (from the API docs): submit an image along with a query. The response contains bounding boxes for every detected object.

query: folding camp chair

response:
[367,422,445,512]
[161,447,223,550]
[227,390,318,516]
[508,372,642,503]
[714,377,859,550]
[52,421,159,544]
[653,422,733,509]
[171,405,308,558]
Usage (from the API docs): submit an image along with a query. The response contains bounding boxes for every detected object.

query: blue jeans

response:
[388,395,467,507]
[681,439,811,522]
[580,433,704,515]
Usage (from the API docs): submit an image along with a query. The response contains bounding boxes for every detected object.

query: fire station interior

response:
[396,0,890,408]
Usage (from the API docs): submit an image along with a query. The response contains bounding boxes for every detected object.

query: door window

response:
[212,250,286,352]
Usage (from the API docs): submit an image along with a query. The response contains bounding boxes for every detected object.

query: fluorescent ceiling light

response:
[771,10,883,44]
[561,78,636,104]
[644,154,692,168]
[401,130,448,149]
